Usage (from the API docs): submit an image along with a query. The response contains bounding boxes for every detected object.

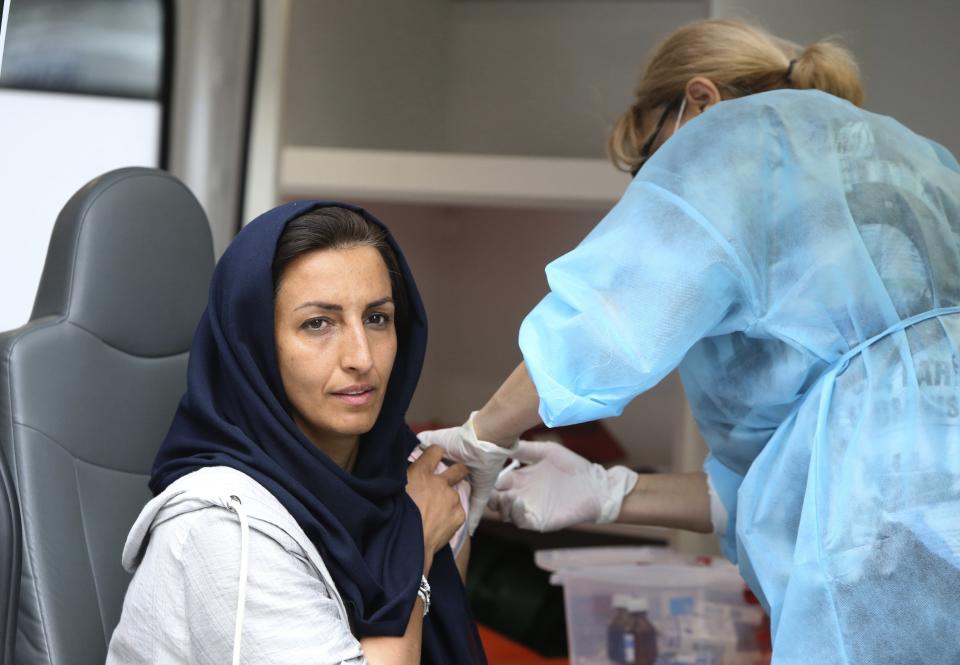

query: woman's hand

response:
[406,446,469,574]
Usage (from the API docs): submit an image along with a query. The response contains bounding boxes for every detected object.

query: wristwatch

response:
[417,575,431,617]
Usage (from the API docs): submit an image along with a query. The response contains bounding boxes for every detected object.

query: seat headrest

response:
[31,168,214,357]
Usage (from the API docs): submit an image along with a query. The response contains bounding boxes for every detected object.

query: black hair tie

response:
[785,58,798,82]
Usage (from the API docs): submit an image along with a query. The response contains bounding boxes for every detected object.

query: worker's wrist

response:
[598,465,640,523]
[472,405,519,448]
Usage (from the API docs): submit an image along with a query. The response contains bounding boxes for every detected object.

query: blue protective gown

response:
[519,90,960,664]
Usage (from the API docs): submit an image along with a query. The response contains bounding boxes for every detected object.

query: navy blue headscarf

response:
[151,201,486,664]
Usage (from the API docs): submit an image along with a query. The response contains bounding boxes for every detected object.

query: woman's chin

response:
[295,409,380,443]
[329,397,387,436]
[328,412,381,437]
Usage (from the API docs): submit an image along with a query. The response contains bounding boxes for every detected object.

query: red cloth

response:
[477,624,568,665]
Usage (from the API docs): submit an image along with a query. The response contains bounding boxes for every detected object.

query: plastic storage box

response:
[551,562,770,665]
[534,546,688,573]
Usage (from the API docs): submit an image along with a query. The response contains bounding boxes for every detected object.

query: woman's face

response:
[274,245,398,455]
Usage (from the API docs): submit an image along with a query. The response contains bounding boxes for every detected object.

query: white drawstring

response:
[228,495,250,665]
[673,96,688,135]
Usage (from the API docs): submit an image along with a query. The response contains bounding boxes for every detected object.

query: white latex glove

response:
[489,440,639,532]
[416,412,517,535]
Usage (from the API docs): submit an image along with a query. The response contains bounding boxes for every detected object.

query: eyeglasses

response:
[630,95,684,177]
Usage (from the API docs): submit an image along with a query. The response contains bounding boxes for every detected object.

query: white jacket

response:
[106,466,366,665]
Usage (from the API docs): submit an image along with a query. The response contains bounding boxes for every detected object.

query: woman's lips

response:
[332,386,376,407]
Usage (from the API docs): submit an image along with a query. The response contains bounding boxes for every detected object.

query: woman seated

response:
[106,203,486,664]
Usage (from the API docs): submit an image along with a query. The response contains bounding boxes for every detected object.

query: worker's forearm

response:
[359,598,424,664]
[473,362,542,446]
[617,471,713,534]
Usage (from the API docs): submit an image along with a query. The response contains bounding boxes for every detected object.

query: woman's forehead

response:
[277,246,391,303]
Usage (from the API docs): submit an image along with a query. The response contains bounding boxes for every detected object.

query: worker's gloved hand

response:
[416,412,517,535]
[489,440,639,532]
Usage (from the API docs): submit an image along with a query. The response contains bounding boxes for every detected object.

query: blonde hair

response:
[609,19,865,173]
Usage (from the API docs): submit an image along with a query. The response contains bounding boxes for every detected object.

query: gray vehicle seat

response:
[0,168,214,665]
[1,444,21,665]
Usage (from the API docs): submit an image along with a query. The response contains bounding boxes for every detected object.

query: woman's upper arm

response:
[179,508,366,665]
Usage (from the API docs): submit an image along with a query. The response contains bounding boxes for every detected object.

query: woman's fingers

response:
[406,445,470,559]
[412,445,445,472]
[440,462,469,485]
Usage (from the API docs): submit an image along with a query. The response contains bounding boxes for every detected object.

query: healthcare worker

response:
[419,18,960,665]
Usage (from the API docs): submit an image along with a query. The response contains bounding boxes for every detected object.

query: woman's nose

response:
[341,323,374,373]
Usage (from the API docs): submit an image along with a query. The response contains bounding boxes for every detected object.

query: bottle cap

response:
[628,596,649,613]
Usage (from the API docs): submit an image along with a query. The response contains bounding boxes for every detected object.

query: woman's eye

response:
[303,317,330,331]
[367,313,391,327]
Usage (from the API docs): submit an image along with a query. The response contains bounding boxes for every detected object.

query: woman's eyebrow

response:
[294,297,393,311]
[295,301,341,311]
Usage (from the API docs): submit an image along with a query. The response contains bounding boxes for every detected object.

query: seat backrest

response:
[0,168,214,665]
[0,444,22,665]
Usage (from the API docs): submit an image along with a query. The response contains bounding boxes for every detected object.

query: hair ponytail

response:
[789,40,864,106]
